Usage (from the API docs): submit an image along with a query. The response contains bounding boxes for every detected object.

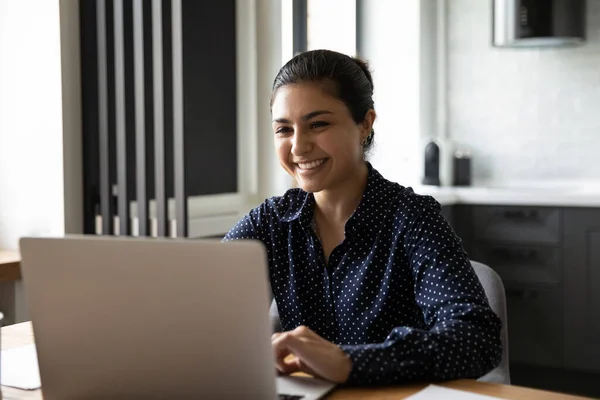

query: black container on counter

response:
[453,150,471,186]
[422,140,441,186]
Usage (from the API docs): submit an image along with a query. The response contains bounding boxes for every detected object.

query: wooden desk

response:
[1,323,593,400]
[0,250,21,283]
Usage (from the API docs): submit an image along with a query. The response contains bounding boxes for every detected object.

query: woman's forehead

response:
[271,83,345,118]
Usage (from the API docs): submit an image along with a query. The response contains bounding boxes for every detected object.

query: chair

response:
[268,260,510,384]
[471,260,511,385]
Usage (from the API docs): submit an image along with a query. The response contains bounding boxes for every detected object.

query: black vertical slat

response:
[80,0,100,235]
[133,0,147,236]
[293,0,308,55]
[114,0,128,235]
[97,0,112,235]
[162,0,174,236]
[142,0,155,227]
[152,0,167,236]
[172,0,187,238]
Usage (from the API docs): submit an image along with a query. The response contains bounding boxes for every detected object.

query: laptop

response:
[19,235,336,400]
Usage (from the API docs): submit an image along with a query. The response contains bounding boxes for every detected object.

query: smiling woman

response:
[270,51,375,198]
[223,49,502,386]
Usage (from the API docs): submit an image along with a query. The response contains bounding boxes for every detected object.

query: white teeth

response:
[297,159,326,170]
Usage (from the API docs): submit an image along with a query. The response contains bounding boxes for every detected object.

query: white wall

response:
[448,0,600,182]
[358,0,438,186]
[0,0,83,323]
[0,0,67,251]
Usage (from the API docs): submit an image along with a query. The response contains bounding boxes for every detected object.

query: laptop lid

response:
[19,235,277,399]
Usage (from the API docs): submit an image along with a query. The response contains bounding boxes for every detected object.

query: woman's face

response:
[271,82,373,194]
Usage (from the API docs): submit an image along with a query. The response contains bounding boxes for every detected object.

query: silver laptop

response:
[19,235,335,400]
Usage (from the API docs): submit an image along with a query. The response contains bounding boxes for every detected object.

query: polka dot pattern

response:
[223,163,502,386]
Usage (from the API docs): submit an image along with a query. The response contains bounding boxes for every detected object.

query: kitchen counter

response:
[411,182,600,207]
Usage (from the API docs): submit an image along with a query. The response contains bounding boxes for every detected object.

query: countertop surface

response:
[411,181,600,207]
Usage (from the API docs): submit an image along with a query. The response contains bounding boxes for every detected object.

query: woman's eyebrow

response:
[273,110,333,124]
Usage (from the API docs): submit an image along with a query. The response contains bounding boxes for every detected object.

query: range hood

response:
[493,0,586,48]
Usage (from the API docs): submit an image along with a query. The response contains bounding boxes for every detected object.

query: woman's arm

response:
[338,199,502,386]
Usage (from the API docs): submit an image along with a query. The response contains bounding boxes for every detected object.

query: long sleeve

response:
[340,200,502,386]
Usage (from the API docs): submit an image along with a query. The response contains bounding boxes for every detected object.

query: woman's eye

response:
[275,127,292,134]
[311,121,329,129]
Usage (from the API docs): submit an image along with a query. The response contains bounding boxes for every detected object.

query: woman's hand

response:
[271,325,352,383]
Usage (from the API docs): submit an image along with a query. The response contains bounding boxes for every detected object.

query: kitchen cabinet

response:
[460,205,565,368]
[563,209,600,373]
[445,204,600,374]
[470,206,561,245]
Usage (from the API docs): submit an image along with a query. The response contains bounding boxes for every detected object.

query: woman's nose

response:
[291,131,312,156]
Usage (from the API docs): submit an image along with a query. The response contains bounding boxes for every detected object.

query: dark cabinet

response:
[471,206,561,244]
[446,203,600,394]
[452,205,565,368]
[563,209,600,373]
[505,286,564,367]
[470,243,562,287]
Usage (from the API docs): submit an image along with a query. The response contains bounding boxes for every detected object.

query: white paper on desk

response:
[1,344,42,390]
[404,384,505,400]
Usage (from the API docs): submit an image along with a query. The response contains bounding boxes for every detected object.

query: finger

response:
[293,325,320,339]
[274,346,294,373]
[277,349,323,378]
[272,333,296,372]
[272,331,318,375]
[279,354,303,375]
[276,328,343,380]
[272,332,303,371]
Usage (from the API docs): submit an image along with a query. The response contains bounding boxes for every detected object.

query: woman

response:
[223,49,502,386]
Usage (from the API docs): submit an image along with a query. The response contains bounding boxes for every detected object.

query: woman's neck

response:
[313,162,369,226]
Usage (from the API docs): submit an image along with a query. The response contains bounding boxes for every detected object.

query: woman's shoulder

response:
[395,186,442,214]
[375,181,451,241]
[371,168,442,219]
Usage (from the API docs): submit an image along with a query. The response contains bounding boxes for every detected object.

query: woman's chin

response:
[297,183,321,193]
[296,178,325,193]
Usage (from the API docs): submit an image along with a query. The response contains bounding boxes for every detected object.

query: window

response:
[307,0,356,56]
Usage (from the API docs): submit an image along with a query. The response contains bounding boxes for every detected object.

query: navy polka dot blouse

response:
[223,163,502,386]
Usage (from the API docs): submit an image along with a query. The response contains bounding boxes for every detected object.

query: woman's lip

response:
[296,158,328,170]
[294,158,327,164]
[295,158,328,172]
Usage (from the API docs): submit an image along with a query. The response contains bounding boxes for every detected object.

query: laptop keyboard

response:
[278,395,304,400]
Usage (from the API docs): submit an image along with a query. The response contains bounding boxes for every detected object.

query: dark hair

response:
[270,49,376,156]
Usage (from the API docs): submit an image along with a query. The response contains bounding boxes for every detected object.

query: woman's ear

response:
[360,109,376,142]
